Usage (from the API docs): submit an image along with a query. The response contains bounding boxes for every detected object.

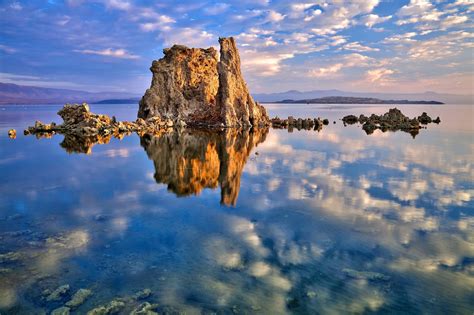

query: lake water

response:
[0,103,473,314]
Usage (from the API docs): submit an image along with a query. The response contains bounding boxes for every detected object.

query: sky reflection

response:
[0,104,473,314]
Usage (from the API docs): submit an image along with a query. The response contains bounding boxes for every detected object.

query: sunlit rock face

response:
[217,37,269,128]
[140,128,268,205]
[139,37,269,128]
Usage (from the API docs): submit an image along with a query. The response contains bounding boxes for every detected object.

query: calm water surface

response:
[0,104,473,314]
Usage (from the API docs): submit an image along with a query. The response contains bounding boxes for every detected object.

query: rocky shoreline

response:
[270,116,330,131]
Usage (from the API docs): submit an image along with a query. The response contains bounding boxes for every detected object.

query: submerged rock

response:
[65,288,92,308]
[133,288,152,300]
[139,37,269,127]
[7,129,16,139]
[87,298,125,315]
[130,302,159,315]
[46,284,70,302]
[51,306,71,315]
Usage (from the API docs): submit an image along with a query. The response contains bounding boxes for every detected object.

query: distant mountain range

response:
[0,83,140,105]
[275,96,444,105]
[1,82,472,105]
[253,89,472,104]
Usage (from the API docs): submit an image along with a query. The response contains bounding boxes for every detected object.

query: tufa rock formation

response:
[342,108,441,138]
[138,37,269,128]
[24,103,175,154]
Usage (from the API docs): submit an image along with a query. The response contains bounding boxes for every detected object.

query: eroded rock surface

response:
[139,37,269,127]
[342,108,440,137]
[25,103,174,154]
[271,116,326,132]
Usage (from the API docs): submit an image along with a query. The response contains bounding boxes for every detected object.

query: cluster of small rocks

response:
[24,103,181,139]
[342,108,440,136]
[271,116,329,131]
[43,285,156,315]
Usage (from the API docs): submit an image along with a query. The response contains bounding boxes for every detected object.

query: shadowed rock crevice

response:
[140,128,268,206]
[139,37,269,128]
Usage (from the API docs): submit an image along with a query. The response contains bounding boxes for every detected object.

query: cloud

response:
[139,14,176,32]
[343,42,380,52]
[0,44,16,54]
[266,10,285,22]
[0,72,84,88]
[383,32,418,44]
[103,0,131,11]
[73,48,139,59]
[396,0,442,26]
[159,27,215,48]
[204,3,230,15]
[366,68,395,83]
[308,52,374,78]
[57,15,71,26]
[9,2,22,10]
[309,63,343,78]
[441,15,468,28]
[359,14,392,28]
[240,50,294,76]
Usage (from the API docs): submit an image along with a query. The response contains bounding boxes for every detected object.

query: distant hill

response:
[275,96,444,105]
[93,98,140,104]
[0,82,140,105]
[253,89,472,104]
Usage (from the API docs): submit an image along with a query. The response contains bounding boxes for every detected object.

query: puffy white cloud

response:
[359,14,392,28]
[73,48,139,59]
[366,68,394,83]
[266,10,285,22]
[139,15,176,32]
[309,63,343,77]
[343,41,380,52]
[159,27,215,48]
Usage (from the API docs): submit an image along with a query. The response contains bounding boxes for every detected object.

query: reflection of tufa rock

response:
[139,37,269,128]
[141,128,268,206]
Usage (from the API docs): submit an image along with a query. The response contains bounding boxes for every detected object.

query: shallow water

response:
[0,103,473,314]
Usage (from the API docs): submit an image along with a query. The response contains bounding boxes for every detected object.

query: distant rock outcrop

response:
[342,108,441,138]
[138,37,269,128]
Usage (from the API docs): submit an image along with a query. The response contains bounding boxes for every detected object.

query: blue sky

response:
[0,0,473,94]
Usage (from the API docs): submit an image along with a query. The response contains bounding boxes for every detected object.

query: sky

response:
[0,0,473,94]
